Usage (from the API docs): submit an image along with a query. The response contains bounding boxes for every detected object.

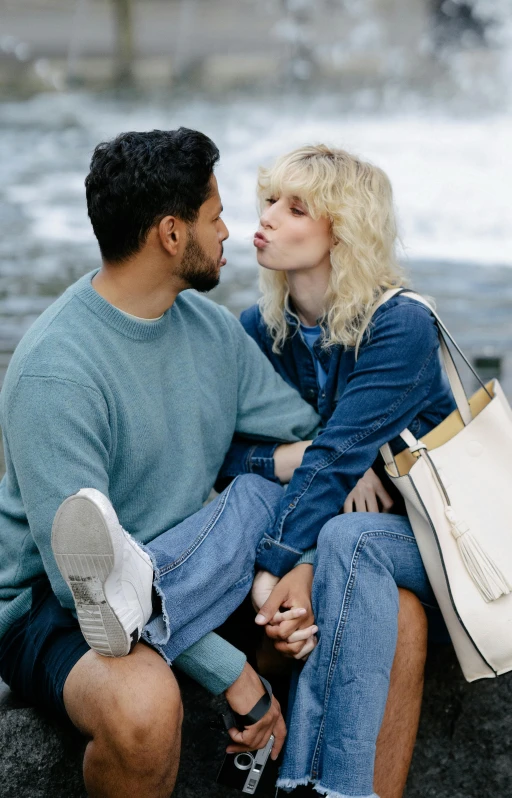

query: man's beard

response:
[179,229,221,293]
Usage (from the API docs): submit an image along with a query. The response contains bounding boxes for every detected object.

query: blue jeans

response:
[141,474,283,662]
[278,512,436,798]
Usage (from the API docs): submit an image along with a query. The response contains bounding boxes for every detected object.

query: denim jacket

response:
[219,293,456,577]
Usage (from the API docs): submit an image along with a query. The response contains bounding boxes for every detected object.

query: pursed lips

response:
[254,231,269,248]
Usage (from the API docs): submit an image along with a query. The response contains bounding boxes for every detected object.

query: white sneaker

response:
[51,488,154,657]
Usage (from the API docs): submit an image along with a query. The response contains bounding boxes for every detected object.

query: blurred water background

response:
[0,0,511,475]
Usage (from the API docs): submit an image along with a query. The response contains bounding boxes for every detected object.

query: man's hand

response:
[269,608,318,660]
[343,467,394,514]
[224,662,286,760]
[255,565,317,659]
[273,440,313,484]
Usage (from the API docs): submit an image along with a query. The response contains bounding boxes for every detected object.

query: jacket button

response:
[306,389,316,399]
[263,540,272,550]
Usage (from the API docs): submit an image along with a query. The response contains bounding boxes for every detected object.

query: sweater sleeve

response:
[5,374,112,610]
[221,308,320,443]
[294,548,316,567]
[173,632,246,695]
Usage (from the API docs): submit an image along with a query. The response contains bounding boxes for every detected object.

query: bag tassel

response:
[445,508,511,603]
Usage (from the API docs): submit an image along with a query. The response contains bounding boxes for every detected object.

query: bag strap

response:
[396,288,490,398]
[367,287,493,475]
[357,287,491,428]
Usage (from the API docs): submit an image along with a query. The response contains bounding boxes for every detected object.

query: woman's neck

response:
[286,262,331,327]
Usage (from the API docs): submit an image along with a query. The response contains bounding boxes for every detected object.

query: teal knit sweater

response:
[0,271,319,693]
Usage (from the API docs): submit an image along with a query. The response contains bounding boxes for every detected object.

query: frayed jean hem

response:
[276,777,378,798]
[140,544,171,647]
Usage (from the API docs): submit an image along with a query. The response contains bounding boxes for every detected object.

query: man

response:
[0,128,426,797]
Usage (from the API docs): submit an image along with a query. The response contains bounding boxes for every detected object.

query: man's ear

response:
[158,216,182,256]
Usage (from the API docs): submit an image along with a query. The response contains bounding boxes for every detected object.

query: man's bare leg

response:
[63,642,183,798]
[374,588,428,798]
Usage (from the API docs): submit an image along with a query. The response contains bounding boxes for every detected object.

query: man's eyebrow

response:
[215,204,223,215]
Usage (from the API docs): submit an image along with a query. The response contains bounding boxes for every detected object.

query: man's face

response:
[178,175,229,293]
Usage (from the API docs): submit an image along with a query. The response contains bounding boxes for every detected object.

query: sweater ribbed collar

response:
[73,269,172,342]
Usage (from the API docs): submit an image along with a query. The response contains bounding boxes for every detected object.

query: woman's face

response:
[254,194,332,273]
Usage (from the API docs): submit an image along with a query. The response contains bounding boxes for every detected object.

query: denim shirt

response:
[219,294,456,577]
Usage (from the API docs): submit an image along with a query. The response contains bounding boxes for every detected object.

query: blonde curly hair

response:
[257,144,408,354]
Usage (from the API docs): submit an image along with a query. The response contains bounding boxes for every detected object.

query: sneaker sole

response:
[52,490,140,657]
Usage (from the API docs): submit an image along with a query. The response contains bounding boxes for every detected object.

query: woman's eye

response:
[265,197,276,205]
[291,207,305,216]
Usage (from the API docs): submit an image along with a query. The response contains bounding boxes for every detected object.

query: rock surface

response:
[1,645,512,797]
[406,646,512,798]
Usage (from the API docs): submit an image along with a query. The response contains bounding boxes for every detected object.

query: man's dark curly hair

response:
[85,127,220,263]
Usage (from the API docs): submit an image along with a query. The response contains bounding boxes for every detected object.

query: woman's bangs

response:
[265,162,327,219]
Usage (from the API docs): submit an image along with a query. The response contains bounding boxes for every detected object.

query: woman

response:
[223,145,455,797]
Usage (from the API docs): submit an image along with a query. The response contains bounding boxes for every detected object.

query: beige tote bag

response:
[365,289,512,682]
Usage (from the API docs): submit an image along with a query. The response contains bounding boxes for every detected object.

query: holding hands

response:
[252,566,317,660]
[255,451,394,659]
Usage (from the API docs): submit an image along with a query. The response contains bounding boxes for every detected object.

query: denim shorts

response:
[0,579,89,725]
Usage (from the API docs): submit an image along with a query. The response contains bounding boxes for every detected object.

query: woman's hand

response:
[273,440,313,484]
[255,565,317,659]
[343,467,394,514]
[224,662,287,760]
[251,570,280,613]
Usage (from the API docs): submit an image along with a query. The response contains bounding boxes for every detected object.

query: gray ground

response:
[2,645,512,797]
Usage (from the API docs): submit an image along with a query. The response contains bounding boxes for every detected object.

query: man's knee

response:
[103,674,182,772]
[65,645,183,772]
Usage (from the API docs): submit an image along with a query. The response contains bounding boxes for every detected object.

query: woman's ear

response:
[330,229,341,248]
[329,219,339,248]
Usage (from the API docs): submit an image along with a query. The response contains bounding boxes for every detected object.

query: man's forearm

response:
[173,631,246,695]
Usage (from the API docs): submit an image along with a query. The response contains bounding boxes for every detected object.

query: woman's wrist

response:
[273,440,312,483]
[273,443,294,483]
